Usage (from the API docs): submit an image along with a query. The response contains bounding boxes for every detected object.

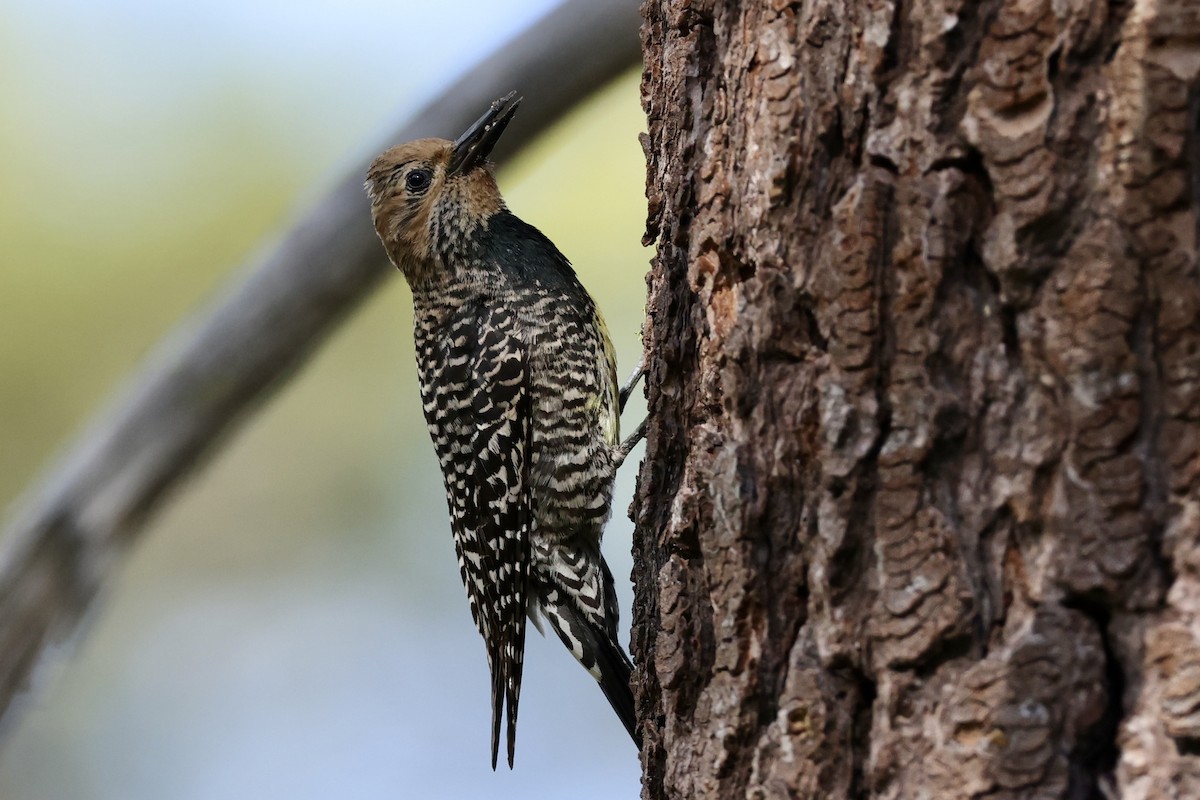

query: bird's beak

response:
[447,92,521,176]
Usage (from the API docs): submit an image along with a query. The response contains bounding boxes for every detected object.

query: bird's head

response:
[366,93,520,284]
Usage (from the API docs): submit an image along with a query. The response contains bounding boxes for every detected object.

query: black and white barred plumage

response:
[366,95,637,768]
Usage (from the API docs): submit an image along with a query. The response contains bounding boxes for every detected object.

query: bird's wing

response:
[470,305,532,770]
[431,299,532,770]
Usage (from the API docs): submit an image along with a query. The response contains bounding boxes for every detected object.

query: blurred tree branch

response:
[0,0,641,731]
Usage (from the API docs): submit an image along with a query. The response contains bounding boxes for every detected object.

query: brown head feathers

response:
[366,94,521,286]
[366,139,505,283]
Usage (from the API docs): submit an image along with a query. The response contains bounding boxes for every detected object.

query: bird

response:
[365,93,645,769]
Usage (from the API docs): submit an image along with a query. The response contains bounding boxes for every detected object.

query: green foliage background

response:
[0,7,647,794]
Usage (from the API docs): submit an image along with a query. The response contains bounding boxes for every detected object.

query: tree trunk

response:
[632,1,1200,798]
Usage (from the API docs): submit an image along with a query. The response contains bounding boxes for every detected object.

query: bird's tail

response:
[488,620,526,770]
[537,592,639,745]
[591,629,637,743]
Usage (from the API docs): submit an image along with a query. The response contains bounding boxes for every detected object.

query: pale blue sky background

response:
[0,1,648,798]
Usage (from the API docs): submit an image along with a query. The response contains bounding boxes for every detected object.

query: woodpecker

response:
[365,93,644,769]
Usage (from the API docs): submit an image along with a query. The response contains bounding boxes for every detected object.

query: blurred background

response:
[0,1,648,798]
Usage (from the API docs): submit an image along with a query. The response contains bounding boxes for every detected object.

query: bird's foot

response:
[618,354,645,414]
[614,417,647,469]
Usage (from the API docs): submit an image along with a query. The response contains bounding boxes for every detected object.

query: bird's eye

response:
[405,168,432,193]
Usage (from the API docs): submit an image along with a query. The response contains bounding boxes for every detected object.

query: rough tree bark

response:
[632,1,1200,798]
